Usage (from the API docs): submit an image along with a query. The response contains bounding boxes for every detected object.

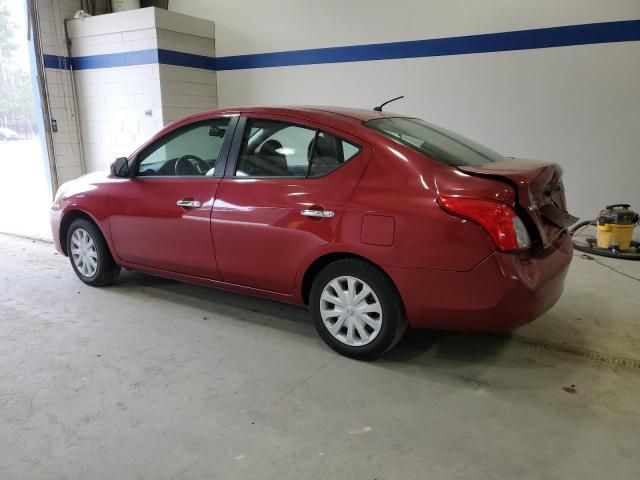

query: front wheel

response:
[310,259,406,360]
[67,219,120,286]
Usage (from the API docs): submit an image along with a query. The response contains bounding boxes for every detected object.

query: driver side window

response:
[137,118,230,177]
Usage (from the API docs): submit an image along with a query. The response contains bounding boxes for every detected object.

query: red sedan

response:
[51,106,573,359]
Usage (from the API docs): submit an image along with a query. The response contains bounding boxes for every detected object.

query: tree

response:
[0,0,17,56]
[0,0,37,134]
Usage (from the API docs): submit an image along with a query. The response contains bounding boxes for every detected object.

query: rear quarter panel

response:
[325,139,498,272]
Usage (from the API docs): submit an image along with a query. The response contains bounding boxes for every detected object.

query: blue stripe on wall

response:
[42,19,640,72]
[72,49,158,69]
[43,54,70,70]
[214,19,640,70]
[62,49,216,71]
[157,49,216,70]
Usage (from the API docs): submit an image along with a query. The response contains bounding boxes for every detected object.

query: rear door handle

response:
[176,199,202,208]
[300,209,335,218]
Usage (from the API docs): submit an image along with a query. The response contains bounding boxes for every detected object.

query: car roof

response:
[178,106,411,130]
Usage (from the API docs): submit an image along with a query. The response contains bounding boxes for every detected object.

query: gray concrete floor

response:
[1,233,639,480]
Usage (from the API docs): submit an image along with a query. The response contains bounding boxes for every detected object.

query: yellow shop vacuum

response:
[596,204,638,251]
[571,203,640,260]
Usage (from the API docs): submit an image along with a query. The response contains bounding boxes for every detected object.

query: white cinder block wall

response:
[37,0,84,186]
[169,0,640,221]
[67,10,164,173]
[156,21,218,124]
[67,8,216,172]
[159,66,217,124]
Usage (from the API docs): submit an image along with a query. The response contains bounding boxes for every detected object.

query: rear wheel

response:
[310,259,406,360]
[67,219,120,286]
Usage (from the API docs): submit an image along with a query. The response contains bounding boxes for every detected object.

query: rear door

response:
[211,115,369,293]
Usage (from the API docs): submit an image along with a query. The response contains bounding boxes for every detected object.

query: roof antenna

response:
[373,95,404,112]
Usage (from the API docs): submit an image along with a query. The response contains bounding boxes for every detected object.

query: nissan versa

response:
[51,106,574,359]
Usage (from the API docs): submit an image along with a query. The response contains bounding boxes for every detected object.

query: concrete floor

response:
[1,233,639,480]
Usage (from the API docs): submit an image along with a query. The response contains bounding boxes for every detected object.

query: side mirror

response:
[111,157,130,177]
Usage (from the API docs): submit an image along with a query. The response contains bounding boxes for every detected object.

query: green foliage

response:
[0,0,17,57]
[0,0,38,131]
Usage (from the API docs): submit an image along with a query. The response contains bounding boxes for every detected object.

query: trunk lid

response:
[457,158,576,248]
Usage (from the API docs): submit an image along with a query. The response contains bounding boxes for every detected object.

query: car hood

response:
[55,170,113,200]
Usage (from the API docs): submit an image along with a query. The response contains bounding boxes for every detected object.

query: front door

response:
[211,115,369,293]
[108,116,235,279]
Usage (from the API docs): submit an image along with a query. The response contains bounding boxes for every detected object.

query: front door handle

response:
[300,209,335,218]
[176,199,202,208]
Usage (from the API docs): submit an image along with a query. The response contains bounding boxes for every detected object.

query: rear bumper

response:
[388,233,572,331]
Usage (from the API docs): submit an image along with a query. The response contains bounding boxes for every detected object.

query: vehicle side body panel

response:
[108,178,221,278]
[211,113,372,294]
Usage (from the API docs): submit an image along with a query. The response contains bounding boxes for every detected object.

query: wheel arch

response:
[300,251,404,310]
[59,210,107,256]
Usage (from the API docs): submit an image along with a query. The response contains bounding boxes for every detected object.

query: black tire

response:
[310,258,407,360]
[66,218,120,286]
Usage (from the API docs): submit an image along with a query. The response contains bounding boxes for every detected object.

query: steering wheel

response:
[175,154,209,176]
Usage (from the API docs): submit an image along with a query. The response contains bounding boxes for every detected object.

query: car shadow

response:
[112,270,587,388]
[113,269,313,335]
[388,316,588,364]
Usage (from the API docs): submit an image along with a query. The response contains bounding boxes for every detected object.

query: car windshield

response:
[364,117,504,166]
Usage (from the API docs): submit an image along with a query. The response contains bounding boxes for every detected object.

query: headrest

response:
[260,139,284,157]
[308,134,338,159]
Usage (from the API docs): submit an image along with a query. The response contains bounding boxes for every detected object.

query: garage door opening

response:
[0,0,53,239]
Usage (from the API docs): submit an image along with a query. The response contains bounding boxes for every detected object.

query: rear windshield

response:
[364,117,504,166]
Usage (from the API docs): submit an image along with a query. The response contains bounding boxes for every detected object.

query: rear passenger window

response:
[235,118,360,178]
[342,141,360,162]
[308,132,361,177]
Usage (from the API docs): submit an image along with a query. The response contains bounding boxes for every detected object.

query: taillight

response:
[437,195,531,251]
